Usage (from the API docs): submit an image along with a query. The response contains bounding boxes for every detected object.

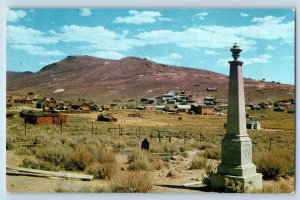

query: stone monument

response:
[211,43,262,191]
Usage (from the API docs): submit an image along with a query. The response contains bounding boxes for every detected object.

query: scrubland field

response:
[6,103,295,193]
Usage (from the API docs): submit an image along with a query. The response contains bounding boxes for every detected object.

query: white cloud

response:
[240,12,249,17]
[196,12,208,20]
[251,16,285,24]
[7,10,26,22]
[266,45,275,50]
[56,25,145,51]
[217,54,271,67]
[205,50,219,55]
[136,15,293,49]
[136,28,256,50]
[168,53,182,60]
[10,44,65,56]
[79,8,92,16]
[8,25,58,45]
[113,10,170,24]
[245,54,271,65]
[89,51,125,60]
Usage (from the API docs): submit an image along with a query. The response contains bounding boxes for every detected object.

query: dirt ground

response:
[6,150,210,193]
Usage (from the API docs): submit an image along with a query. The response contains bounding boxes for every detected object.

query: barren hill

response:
[7,55,294,103]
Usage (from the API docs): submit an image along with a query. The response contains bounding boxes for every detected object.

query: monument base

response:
[211,173,262,192]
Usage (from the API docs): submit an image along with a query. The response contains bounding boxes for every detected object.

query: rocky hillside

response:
[7,56,294,103]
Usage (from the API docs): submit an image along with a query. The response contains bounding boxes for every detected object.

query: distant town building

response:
[175,105,191,112]
[246,120,261,130]
[207,87,218,91]
[21,110,67,125]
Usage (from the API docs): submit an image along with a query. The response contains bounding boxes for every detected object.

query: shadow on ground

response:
[156,184,212,192]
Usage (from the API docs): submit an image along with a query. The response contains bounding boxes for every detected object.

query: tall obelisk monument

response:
[211,43,262,191]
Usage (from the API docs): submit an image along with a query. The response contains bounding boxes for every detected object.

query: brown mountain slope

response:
[7,56,294,103]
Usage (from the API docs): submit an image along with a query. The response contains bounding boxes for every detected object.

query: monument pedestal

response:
[211,137,262,191]
[211,173,262,191]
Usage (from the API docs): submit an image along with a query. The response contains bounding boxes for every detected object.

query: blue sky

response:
[7,8,295,84]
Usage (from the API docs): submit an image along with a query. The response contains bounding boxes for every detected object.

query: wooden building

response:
[21,110,67,125]
[192,105,214,115]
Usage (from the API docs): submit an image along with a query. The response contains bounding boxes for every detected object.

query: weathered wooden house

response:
[21,110,67,125]
[192,105,214,115]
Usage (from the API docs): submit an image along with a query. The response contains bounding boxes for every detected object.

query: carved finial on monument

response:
[230,43,242,61]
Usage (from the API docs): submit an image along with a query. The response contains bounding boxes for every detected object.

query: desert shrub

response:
[95,147,116,164]
[253,149,294,180]
[36,145,71,166]
[204,147,221,160]
[110,171,154,193]
[128,157,151,171]
[20,157,58,171]
[128,149,163,171]
[189,153,207,169]
[6,136,15,150]
[16,146,32,155]
[113,141,126,150]
[149,142,179,153]
[85,162,117,180]
[21,157,40,169]
[64,145,94,171]
[198,142,213,150]
[183,151,189,158]
[202,160,217,189]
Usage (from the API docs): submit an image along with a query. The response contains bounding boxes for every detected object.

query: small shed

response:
[246,120,261,130]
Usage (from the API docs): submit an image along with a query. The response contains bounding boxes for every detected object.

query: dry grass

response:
[36,145,72,167]
[85,162,116,180]
[110,171,154,193]
[203,147,221,160]
[253,149,294,180]
[250,179,294,193]
[189,153,207,169]
[6,101,295,193]
[128,149,163,171]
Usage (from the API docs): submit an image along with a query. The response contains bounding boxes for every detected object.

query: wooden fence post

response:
[158,130,161,143]
[138,126,141,140]
[269,138,273,152]
[199,132,202,145]
[24,121,27,136]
